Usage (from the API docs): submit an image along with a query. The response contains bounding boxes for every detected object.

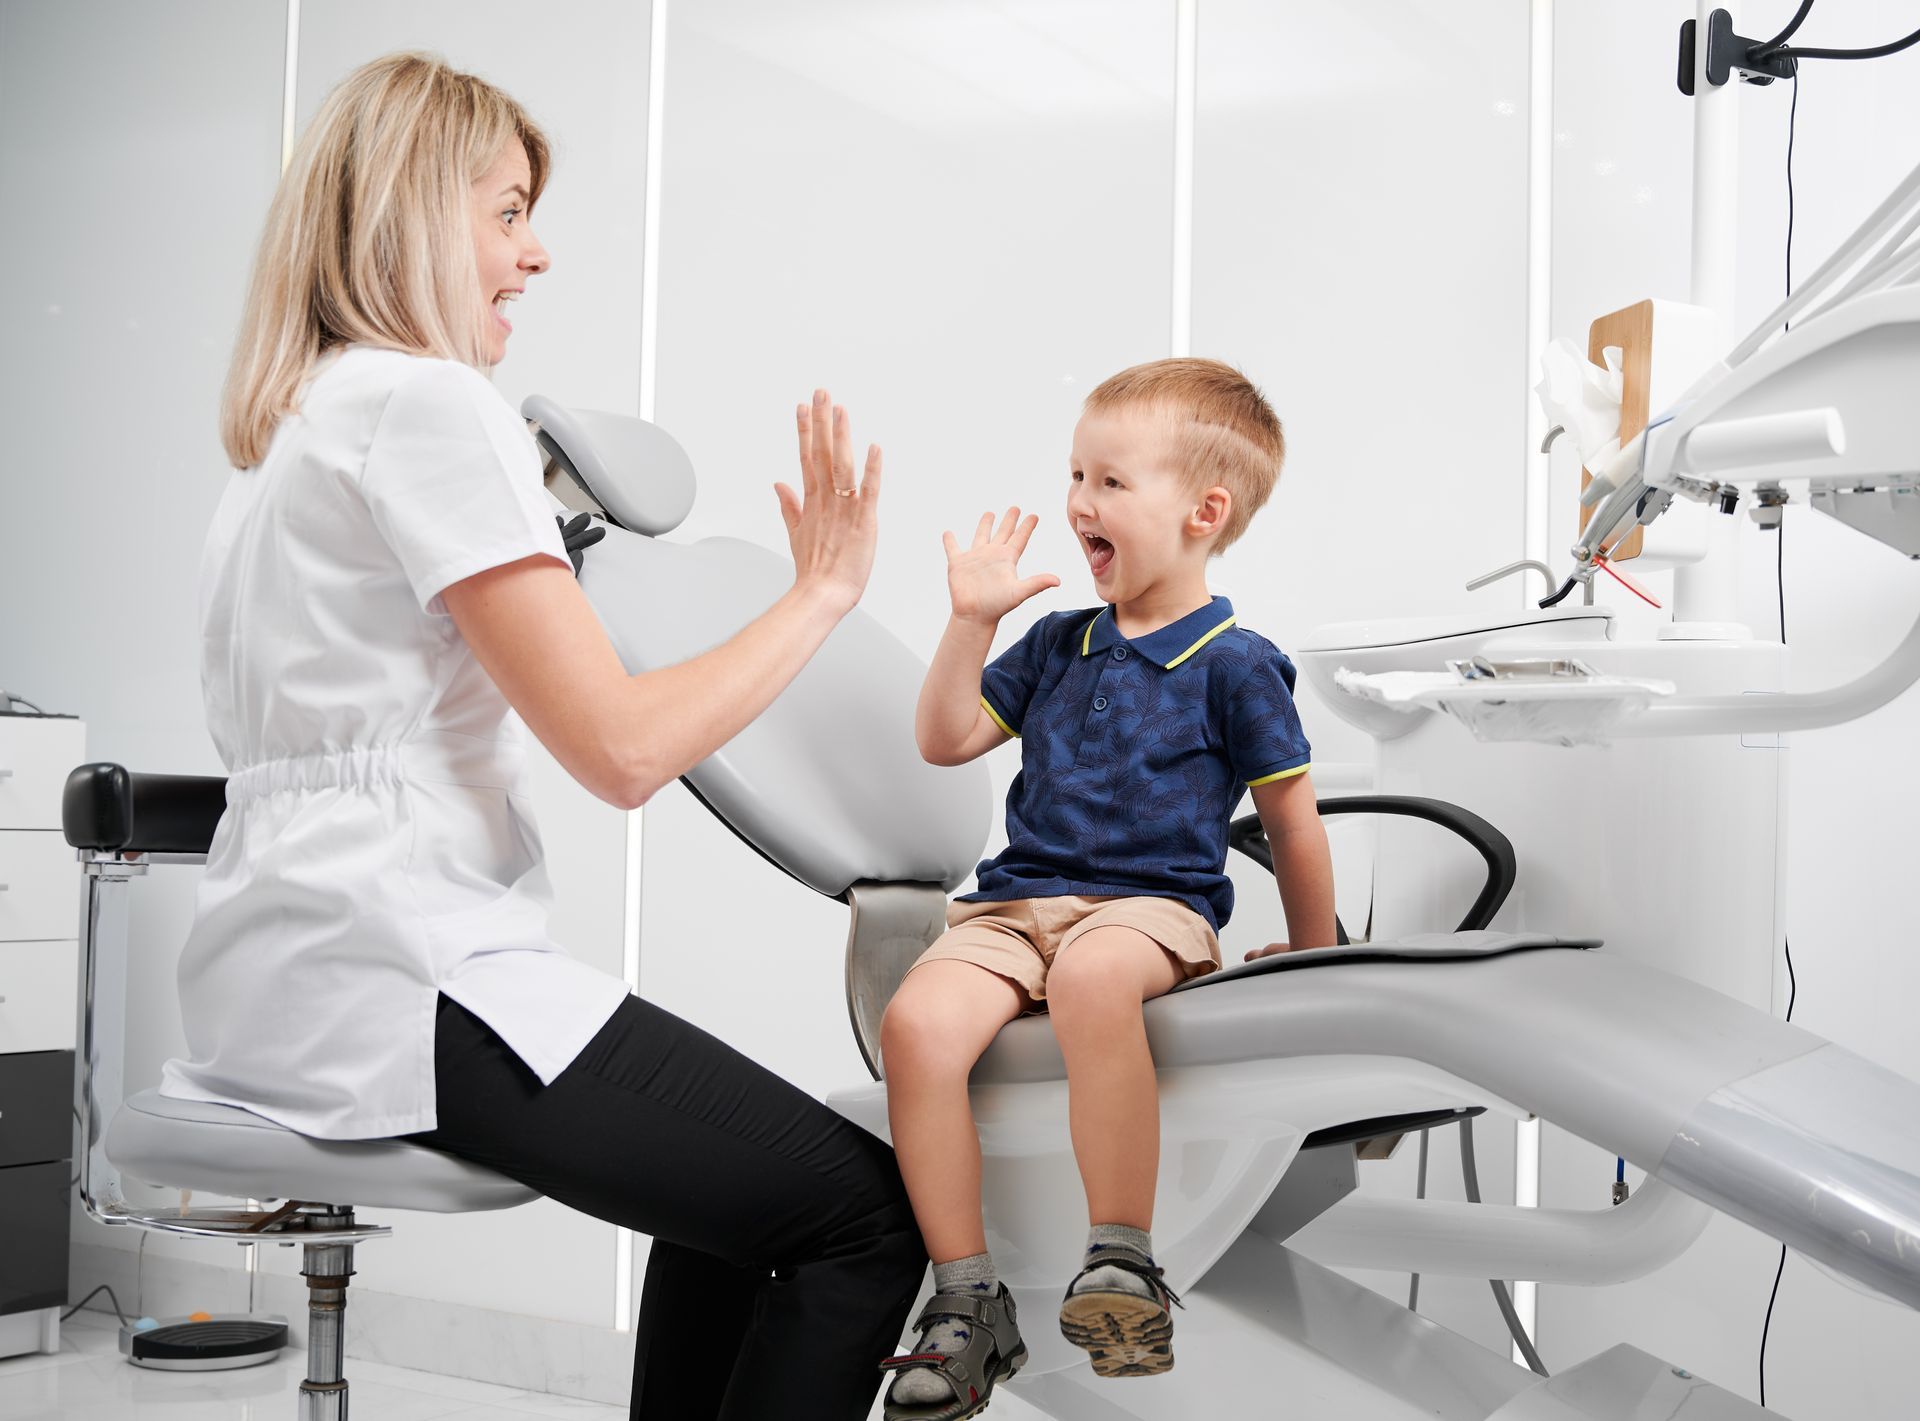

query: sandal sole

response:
[1058,1290,1174,1377]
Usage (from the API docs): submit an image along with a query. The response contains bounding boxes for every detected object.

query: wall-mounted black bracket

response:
[1678,8,1798,94]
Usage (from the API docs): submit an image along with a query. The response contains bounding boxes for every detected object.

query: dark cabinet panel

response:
[0,1052,74,1168]
[0,1162,70,1316]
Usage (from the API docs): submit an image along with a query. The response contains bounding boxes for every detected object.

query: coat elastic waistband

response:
[225,734,526,801]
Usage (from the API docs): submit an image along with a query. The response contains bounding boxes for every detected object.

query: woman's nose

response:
[521,229,551,276]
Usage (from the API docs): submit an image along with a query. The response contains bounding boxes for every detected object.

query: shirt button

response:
[1113,647,1128,661]
[1094,696,1109,711]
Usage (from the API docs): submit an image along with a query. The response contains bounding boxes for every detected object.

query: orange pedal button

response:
[188,1311,213,1323]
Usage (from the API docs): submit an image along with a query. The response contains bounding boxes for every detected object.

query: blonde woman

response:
[169,52,922,1418]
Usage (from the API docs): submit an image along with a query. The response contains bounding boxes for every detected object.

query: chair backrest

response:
[527,396,993,900]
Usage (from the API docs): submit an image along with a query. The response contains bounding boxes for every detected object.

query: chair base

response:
[121,1313,288,1371]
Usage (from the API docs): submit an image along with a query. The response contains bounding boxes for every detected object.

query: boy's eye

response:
[1070,470,1083,482]
[1105,477,1123,489]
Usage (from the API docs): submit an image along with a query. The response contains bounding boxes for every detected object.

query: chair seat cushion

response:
[107,1090,538,1214]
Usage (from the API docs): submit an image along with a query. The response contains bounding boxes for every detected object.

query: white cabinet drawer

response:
[0,719,87,831]
[0,940,78,1054]
[0,833,79,943]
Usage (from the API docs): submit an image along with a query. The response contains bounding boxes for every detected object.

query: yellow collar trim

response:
[1164,615,1239,669]
[1080,608,1107,656]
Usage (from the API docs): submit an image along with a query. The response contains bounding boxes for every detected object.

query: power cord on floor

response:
[61,1283,129,1327]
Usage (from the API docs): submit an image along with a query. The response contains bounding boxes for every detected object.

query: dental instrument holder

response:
[1676,8,1797,94]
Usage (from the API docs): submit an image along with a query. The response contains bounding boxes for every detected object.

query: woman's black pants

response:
[405,993,926,1419]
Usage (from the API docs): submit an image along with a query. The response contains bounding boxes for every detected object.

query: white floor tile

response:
[0,1316,626,1421]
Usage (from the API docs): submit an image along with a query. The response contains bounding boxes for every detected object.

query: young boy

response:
[877,358,1337,1419]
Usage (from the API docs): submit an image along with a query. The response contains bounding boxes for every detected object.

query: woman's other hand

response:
[774,388,881,615]
[1243,942,1297,962]
[943,507,1060,627]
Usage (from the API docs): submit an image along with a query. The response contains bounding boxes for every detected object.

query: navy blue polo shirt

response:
[960,595,1310,931]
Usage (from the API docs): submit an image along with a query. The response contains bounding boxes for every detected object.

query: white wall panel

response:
[643,0,1176,1104]
[1192,1,1535,781]
[1,0,285,1291]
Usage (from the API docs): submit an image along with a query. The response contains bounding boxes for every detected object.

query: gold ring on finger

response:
[833,487,857,498]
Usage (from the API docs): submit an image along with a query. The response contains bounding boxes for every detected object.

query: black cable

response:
[1759,0,1817,54]
[1784,67,1799,333]
[1778,516,1788,643]
[1408,1127,1431,1311]
[1771,26,1920,63]
[1759,99,1801,1398]
[1760,938,1797,1408]
[1459,1116,1550,1377]
[62,1283,129,1326]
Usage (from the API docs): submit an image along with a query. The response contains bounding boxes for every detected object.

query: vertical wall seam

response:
[1171,0,1197,356]
[279,0,301,173]
[617,0,672,1338]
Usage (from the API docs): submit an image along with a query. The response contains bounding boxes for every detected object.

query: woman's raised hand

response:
[775,388,882,614]
[944,507,1060,627]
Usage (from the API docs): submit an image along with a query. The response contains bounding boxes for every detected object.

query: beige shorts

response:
[906,895,1222,1006]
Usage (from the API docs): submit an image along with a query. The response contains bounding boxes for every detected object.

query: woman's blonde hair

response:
[220,52,549,468]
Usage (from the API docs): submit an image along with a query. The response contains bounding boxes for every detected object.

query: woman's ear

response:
[1189,485,1232,541]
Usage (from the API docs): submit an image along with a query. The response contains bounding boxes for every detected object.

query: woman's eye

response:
[503,207,521,226]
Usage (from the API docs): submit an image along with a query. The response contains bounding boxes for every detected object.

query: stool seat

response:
[107,1090,538,1213]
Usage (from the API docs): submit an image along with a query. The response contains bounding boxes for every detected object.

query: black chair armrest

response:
[1229,794,1517,935]
[63,763,229,854]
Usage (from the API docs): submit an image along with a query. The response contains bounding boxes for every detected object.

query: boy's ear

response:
[1188,485,1232,542]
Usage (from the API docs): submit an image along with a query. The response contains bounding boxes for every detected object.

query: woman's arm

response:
[443,391,881,809]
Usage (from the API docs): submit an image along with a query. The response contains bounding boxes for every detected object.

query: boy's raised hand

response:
[944,507,1059,626]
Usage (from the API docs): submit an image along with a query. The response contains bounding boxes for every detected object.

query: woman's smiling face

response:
[470,137,550,364]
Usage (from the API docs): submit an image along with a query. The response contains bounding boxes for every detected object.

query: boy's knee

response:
[880,985,958,1071]
[1046,942,1151,1014]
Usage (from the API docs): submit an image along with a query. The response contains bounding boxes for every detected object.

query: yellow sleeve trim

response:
[1165,615,1239,669]
[980,695,1019,738]
[1246,763,1311,787]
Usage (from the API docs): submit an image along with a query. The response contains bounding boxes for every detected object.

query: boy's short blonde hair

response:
[1084,358,1284,553]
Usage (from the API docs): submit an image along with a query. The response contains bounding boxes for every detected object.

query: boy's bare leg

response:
[880,959,1028,1261]
[1044,925,1181,1227]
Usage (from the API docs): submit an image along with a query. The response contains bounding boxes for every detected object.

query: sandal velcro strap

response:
[912,1291,1001,1331]
[1070,1247,1186,1310]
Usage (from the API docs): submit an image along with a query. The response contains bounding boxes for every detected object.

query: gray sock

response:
[890,1252,999,1405]
[1072,1224,1157,1300]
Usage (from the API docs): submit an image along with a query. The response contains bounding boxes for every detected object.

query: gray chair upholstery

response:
[108,1090,537,1214]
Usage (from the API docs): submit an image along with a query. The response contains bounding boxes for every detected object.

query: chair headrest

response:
[522,395,697,536]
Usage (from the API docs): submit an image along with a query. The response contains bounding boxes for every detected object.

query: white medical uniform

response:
[161,346,630,1140]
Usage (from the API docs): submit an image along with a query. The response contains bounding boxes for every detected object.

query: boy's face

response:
[1067,405,1221,603]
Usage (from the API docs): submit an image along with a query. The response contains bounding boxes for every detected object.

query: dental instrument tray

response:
[1447,655,1598,682]
[1333,664,1677,748]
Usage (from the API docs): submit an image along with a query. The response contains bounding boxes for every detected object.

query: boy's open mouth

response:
[1082,532,1115,576]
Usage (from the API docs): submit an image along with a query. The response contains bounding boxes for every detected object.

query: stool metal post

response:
[300,1207,358,1421]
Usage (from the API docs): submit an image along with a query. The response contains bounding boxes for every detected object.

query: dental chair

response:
[66,397,1920,1421]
